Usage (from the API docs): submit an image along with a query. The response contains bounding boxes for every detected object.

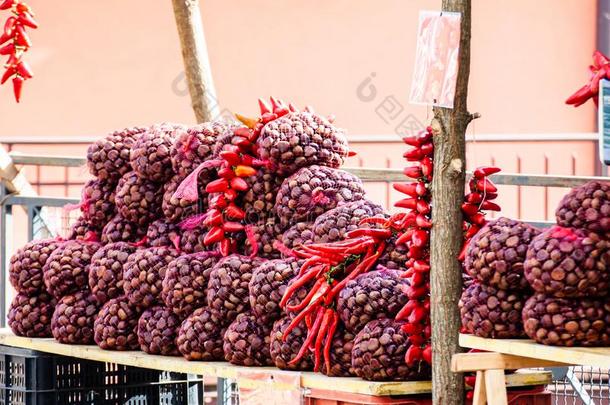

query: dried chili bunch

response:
[566,50,610,107]
[0,0,37,102]
[280,227,389,373]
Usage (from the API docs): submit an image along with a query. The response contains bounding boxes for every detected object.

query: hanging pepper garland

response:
[566,50,610,107]
[0,0,37,102]
[281,125,501,373]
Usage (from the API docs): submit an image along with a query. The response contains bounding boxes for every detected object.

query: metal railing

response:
[1,151,608,404]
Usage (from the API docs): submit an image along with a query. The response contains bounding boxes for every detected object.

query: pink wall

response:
[0,0,598,138]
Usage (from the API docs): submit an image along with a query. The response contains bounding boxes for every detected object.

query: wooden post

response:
[171,0,220,123]
[430,0,473,404]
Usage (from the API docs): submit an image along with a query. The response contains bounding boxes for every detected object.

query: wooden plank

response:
[472,371,486,405]
[460,334,610,368]
[0,147,37,196]
[0,331,551,396]
[484,369,508,405]
[452,352,569,372]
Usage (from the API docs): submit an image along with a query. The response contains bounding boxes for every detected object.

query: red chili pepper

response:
[566,83,593,106]
[464,376,477,387]
[408,245,424,260]
[218,166,235,179]
[406,285,428,300]
[413,260,430,273]
[403,147,424,161]
[289,306,325,364]
[0,0,15,10]
[234,165,256,177]
[14,25,31,47]
[16,2,31,13]
[203,226,224,245]
[409,334,426,346]
[313,308,333,371]
[3,16,15,36]
[405,345,423,366]
[229,177,248,192]
[415,214,432,228]
[474,178,498,193]
[224,188,238,201]
[458,239,470,261]
[422,345,432,364]
[1,66,15,84]
[420,157,433,178]
[258,98,271,114]
[17,12,38,29]
[473,166,501,178]
[286,279,325,312]
[223,221,244,233]
[12,75,23,102]
[345,228,391,239]
[402,135,424,147]
[466,192,482,204]
[206,178,229,193]
[0,42,14,55]
[203,209,223,227]
[16,61,32,79]
[469,212,486,227]
[395,300,417,321]
[401,322,423,335]
[323,312,338,374]
[464,225,480,239]
[0,32,10,45]
[416,199,431,215]
[219,238,231,256]
[359,217,388,226]
[219,150,241,166]
[408,305,427,324]
[461,203,478,217]
[403,166,423,179]
[280,269,320,308]
[209,194,227,210]
[420,142,433,157]
[412,229,429,248]
[411,271,426,288]
[224,204,245,221]
[480,201,501,211]
[395,198,417,210]
[395,229,413,246]
[393,182,419,197]
[415,182,427,196]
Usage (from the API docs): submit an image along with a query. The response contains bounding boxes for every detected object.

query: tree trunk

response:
[430,0,472,404]
[171,0,219,123]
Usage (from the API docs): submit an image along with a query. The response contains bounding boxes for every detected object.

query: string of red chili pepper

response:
[280,228,390,373]
[458,166,501,261]
[0,0,36,102]
[566,50,610,107]
[391,126,434,367]
[202,97,290,256]
[393,126,501,367]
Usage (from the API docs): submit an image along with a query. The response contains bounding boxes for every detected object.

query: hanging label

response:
[409,10,461,108]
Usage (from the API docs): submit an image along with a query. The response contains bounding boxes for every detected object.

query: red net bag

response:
[8,292,56,337]
[310,199,386,243]
[87,126,145,184]
[9,238,60,295]
[123,246,180,309]
[146,219,180,248]
[137,305,181,355]
[274,165,365,228]
[51,291,100,344]
[177,307,226,361]
[556,180,610,237]
[130,123,184,182]
[352,319,431,381]
[88,242,136,305]
[171,121,230,178]
[162,251,220,317]
[207,255,265,324]
[223,311,273,366]
[115,171,163,227]
[162,174,204,222]
[93,296,140,351]
[81,179,116,229]
[43,240,101,299]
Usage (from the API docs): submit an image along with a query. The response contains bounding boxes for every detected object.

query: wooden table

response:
[453,333,610,405]
[0,329,550,400]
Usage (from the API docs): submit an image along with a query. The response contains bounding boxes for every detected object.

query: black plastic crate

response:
[0,345,203,405]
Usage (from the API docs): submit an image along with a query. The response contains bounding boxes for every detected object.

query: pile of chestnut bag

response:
[460,180,610,347]
[7,99,421,381]
[523,181,610,346]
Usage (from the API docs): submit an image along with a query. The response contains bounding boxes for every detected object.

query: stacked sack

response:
[522,181,610,346]
[460,217,540,339]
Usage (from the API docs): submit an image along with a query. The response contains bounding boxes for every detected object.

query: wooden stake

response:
[171,0,219,123]
[430,0,472,404]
